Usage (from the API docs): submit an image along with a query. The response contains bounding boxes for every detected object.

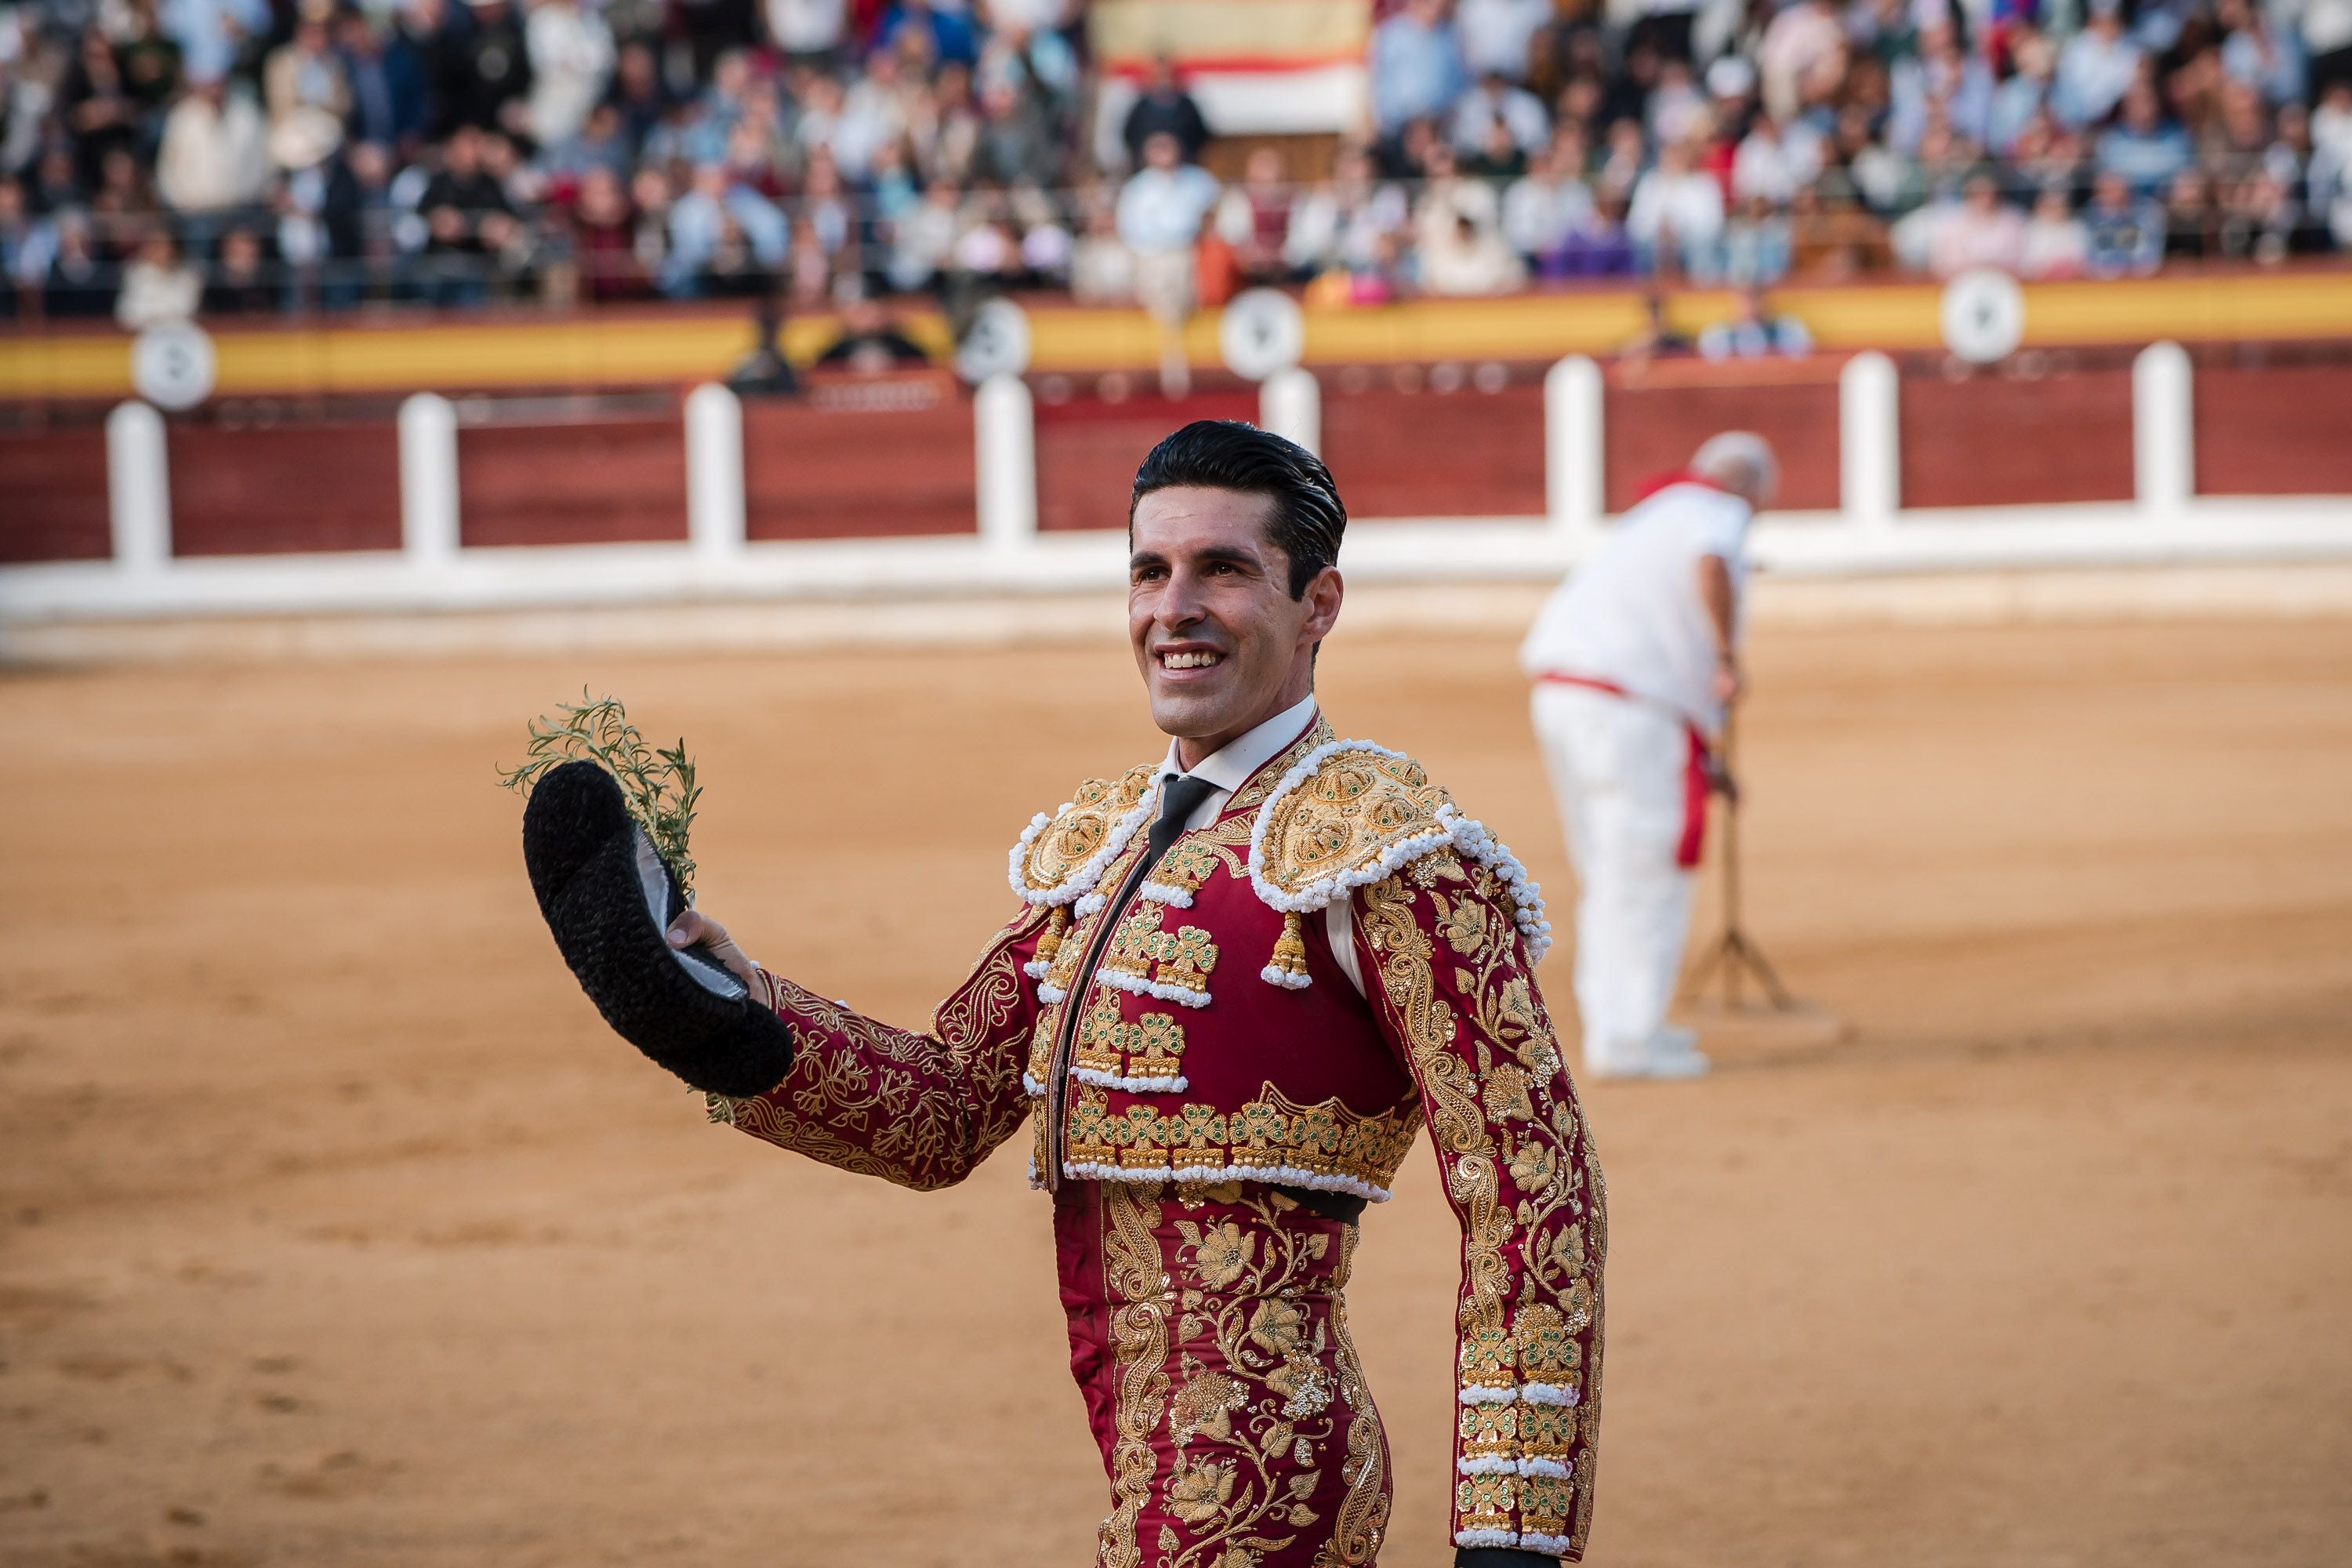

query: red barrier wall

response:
[743,396,975,539]
[2194,363,2352,496]
[459,418,688,546]
[1898,366,2135,509]
[0,426,110,563]
[1322,380,1547,517]
[1603,373,1841,512]
[1035,388,1258,532]
[169,422,402,555]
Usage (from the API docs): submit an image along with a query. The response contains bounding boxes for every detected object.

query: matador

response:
[528,420,1607,1566]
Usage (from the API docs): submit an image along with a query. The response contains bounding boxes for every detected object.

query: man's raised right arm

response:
[670,906,1051,1192]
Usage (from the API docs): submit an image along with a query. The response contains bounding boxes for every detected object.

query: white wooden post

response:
[105,400,171,573]
[398,392,460,565]
[975,373,1036,548]
[2133,341,2194,517]
[1840,350,1900,528]
[1544,354,1603,534]
[685,383,747,561]
[1260,368,1321,456]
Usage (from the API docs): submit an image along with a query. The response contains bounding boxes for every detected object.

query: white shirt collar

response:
[1156,692,1320,796]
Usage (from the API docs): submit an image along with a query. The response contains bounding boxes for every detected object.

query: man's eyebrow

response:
[1190,544,1265,569]
[1128,549,1170,571]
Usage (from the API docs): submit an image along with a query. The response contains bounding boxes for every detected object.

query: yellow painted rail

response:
[3,268,2347,401]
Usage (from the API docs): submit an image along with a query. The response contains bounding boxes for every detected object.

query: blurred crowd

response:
[0,0,2347,332]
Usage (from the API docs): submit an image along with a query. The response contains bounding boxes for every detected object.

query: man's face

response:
[1129,487,1341,758]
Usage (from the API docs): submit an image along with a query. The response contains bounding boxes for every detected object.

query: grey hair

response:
[1691,431,1778,508]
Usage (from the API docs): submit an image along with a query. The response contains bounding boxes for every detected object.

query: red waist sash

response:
[1536,673,1711,869]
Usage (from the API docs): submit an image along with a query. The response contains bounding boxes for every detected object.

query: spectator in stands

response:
[444,0,534,140]
[1503,140,1595,267]
[62,27,144,192]
[2219,0,2307,106]
[815,290,933,370]
[2020,184,2092,276]
[202,223,276,312]
[768,0,847,70]
[45,211,115,318]
[265,3,352,141]
[2084,168,2167,274]
[1732,113,1825,208]
[1698,285,1810,358]
[419,121,523,300]
[1454,67,1549,158]
[1628,135,1724,276]
[2054,0,2144,129]
[525,0,614,150]
[1121,55,1209,169]
[1991,29,2056,155]
[1457,0,1548,82]
[568,163,644,299]
[1286,142,1410,282]
[2098,81,2196,194]
[337,9,426,153]
[160,0,269,88]
[1414,140,1524,293]
[1788,178,1892,277]
[1930,169,2027,276]
[1371,0,1468,138]
[1214,146,1301,285]
[1757,0,1844,124]
[1069,187,1138,303]
[0,177,56,318]
[664,158,787,296]
[157,71,269,224]
[116,224,202,326]
[1721,194,1794,283]
[1116,128,1218,392]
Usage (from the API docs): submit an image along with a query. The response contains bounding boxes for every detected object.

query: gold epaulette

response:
[1007,764,1158,977]
[1248,739,1554,986]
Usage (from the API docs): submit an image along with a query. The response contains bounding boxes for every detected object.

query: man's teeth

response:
[1162,651,1221,670]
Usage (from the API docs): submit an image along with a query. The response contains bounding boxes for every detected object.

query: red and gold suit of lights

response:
[707,714,1606,1563]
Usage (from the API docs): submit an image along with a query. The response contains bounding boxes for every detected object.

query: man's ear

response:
[1300,566,1345,647]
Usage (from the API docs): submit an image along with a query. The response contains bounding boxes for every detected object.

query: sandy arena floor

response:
[2,615,2349,1568]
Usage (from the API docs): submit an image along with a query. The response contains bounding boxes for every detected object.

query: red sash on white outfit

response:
[1536,672,1711,869]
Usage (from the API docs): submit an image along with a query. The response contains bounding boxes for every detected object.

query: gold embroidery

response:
[1099,1185,1170,1568]
[1152,926,1218,996]
[1319,1229,1391,1567]
[1254,748,1452,902]
[1062,1082,1421,1196]
[1018,765,1156,897]
[1228,716,1338,813]
[1149,839,1221,897]
[715,908,1040,1192]
[1359,861,1607,1551]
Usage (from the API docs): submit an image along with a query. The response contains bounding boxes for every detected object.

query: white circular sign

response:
[954,297,1032,384]
[1940,270,2026,365]
[130,321,217,411]
[1218,289,1305,382]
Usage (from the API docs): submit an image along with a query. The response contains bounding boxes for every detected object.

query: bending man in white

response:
[1520,433,1777,1079]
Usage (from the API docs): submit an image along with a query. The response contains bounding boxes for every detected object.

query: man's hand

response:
[1704,750,1740,805]
[1711,652,1744,709]
[666,909,760,992]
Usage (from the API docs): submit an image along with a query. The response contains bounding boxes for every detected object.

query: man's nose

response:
[1156,568,1209,630]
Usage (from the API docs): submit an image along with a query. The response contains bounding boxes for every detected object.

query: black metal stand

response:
[1682,713,1798,1011]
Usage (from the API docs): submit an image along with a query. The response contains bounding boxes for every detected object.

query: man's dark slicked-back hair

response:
[1128,420,1347,599]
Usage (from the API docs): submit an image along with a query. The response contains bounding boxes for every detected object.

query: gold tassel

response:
[1270,910,1309,979]
[1036,905,1069,967]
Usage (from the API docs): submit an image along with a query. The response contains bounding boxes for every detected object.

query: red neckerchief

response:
[1630,470,1730,505]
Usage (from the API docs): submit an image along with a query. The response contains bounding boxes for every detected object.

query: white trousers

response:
[1530,684,1698,1072]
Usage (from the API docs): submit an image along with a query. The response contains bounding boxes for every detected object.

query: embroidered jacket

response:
[709,714,1607,1558]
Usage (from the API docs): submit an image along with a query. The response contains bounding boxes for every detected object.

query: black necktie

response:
[1144,774,1218,873]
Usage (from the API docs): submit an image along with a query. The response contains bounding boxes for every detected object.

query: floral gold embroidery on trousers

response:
[1058,1181,1391,1568]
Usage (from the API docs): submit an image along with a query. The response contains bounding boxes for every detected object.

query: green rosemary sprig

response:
[499,690,700,898]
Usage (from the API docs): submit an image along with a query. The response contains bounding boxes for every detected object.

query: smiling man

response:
[642,422,1607,1566]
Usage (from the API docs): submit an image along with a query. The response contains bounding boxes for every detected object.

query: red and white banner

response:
[1088,0,1371,134]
